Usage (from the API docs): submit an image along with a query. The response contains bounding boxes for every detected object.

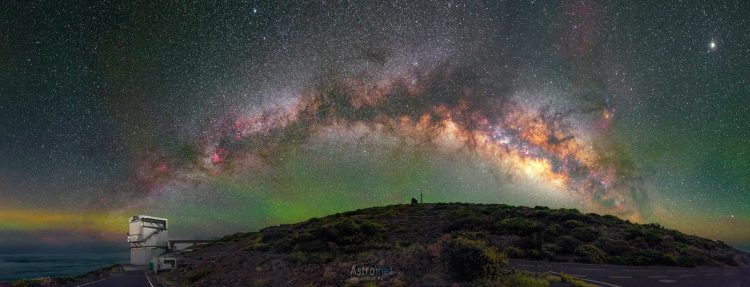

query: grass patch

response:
[474,271,560,287]
[559,272,598,287]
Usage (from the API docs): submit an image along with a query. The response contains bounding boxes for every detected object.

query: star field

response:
[0,1,748,252]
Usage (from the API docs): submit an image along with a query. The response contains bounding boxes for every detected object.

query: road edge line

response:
[76,277,109,287]
[145,272,155,287]
[547,271,623,287]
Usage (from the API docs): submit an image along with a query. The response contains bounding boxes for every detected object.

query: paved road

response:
[508,259,750,287]
[77,270,153,287]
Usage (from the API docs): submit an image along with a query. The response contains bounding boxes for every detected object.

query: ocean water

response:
[0,252,129,282]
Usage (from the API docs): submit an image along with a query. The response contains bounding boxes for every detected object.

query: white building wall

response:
[128,215,169,266]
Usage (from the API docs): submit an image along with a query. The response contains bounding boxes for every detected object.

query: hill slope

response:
[160,203,748,286]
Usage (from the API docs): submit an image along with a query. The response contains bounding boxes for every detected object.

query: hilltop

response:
[158,203,748,286]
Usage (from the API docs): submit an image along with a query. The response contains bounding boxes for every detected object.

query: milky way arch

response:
[134,61,647,220]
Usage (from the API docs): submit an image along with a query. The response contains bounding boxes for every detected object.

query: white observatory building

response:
[127,215,169,265]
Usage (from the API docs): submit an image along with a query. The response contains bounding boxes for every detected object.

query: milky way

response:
[135,62,645,221]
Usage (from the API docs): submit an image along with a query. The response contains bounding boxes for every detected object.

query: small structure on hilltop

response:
[410,193,423,205]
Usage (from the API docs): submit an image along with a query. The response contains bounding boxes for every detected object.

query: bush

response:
[497,217,542,235]
[451,231,491,241]
[641,229,663,244]
[542,243,561,259]
[564,220,585,229]
[598,239,629,254]
[575,245,607,264]
[544,223,562,238]
[442,236,508,281]
[287,218,387,253]
[505,246,524,258]
[570,227,599,242]
[660,253,678,265]
[331,218,386,246]
[445,214,488,232]
[555,235,580,253]
[475,272,552,287]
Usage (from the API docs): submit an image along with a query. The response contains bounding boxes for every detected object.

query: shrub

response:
[555,235,580,253]
[526,249,545,260]
[452,230,490,241]
[505,246,525,258]
[475,272,552,287]
[445,214,487,232]
[442,236,508,281]
[294,218,387,253]
[660,253,679,265]
[598,238,629,254]
[544,223,562,238]
[575,245,607,264]
[564,220,585,229]
[641,229,663,244]
[542,243,561,259]
[332,218,386,244]
[676,255,698,267]
[497,217,542,235]
[570,227,599,242]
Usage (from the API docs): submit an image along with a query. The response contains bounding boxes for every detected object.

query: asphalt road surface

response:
[508,259,750,287]
[69,260,748,287]
[76,270,153,287]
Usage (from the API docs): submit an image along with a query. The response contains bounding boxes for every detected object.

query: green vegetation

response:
[161,203,747,286]
[559,272,598,287]
[575,244,607,264]
[474,271,560,287]
[11,278,55,287]
[421,203,745,267]
[442,234,507,281]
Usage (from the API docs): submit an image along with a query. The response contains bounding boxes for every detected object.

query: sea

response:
[0,252,129,282]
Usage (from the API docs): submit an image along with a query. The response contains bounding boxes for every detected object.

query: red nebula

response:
[210,148,229,165]
[155,162,169,173]
[210,153,222,164]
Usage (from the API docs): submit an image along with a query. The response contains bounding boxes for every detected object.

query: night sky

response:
[1,1,749,253]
